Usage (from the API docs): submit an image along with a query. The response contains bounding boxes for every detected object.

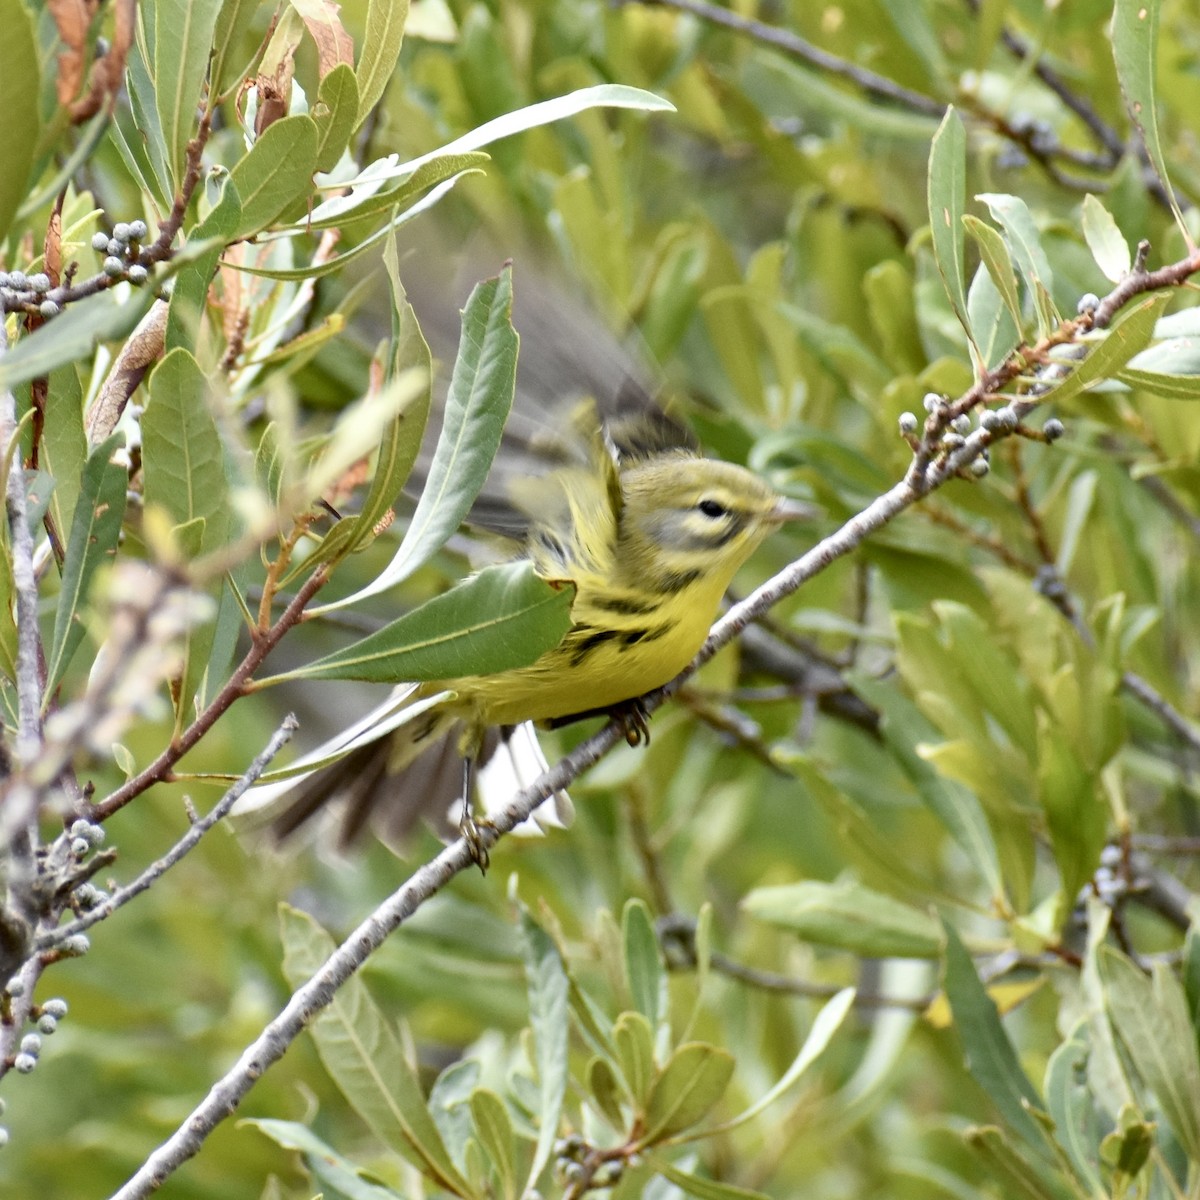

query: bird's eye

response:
[697,498,728,519]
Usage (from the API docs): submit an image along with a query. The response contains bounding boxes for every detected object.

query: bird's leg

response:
[458,753,492,874]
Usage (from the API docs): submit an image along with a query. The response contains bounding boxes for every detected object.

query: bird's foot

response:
[459,809,495,874]
[610,698,651,747]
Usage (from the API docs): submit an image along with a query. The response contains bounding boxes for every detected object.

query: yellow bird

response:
[254,414,805,850]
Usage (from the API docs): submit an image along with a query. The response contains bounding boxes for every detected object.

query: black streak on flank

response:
[569,627,621,666]
[619,622,671,649]
[592,593,660,616]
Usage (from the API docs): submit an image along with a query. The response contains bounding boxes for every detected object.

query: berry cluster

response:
[91,219,151,286]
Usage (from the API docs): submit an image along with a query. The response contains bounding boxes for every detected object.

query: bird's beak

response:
[768,496,819,525]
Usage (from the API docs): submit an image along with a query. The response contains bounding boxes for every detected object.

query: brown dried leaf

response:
[48,0,97,106]
[291,0,355,77]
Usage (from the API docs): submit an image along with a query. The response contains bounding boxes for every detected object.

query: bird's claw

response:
[460,810,495,874]
[612,699,651,747]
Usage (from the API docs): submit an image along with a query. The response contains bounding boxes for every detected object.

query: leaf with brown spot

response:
[47,0,95,106]
[291,0,354,77]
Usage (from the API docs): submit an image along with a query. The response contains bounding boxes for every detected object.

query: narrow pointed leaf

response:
[1112,0,1189,239]
[355,0,409,130]
[1044,1020,1105,1196]
[977,193,1058,332]
[744,880,942,958]
[963,214,1023,333]
[318,266,518,609]
[154,0,223,188]
[286,562,573,684]
[1081,195,1131,283]
[520,906,569,1190]
[623,898,665,1031]
[1037,294,1170,406]
[0,289,157,393]
[927,108,973,349]
[942,921,1055,1159]
[469,1089,516,1200]
[0,0,39,245]
[245,1120,399,1200]
[649,1158,772,1200]
[46,435,127,696]
[1099,946,1200,1159]
[708,988,855,1136]
[278,905,475,1196]
[614,1011,656,1106]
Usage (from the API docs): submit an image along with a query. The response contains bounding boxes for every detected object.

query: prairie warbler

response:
[255,414,806,849]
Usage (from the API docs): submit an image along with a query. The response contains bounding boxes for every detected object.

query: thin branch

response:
[39,717,298,951]
[631,0,945,117]
[88,570,328,821]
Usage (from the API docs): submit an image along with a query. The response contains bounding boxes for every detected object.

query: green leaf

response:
[614,1011,656,1107]
[963,1127,1076,1200]
[469,1089,516,1200]
[942,921,1055,1158]
[0,0,39,244]
[927,108,973,353]
[245,1119,398,1200]
[1037,712,1104,919]
[1118,367,1200,399]
[304,151,491,231]
[0,289,157,393]
[963,214,1023,335]
[355,0,409,130]
[314,62,360,173]
[976,193,1058,333]
[587,1056,627,1129]
[227,115,319,239]
[143,348,237,720]
[211,0,262,98]
[318,266,518,610]
[232,171,482,281]
[710,988,855,1136]
[340,84,674,194]
[743,880,943,958]
[642,1043,735,1142]
[167,175,243,352]
[41,366,87,545]
[1044,1020,1105,1196]
[124,39,173,206]
[1081,195,1131,283]
[623,898,665,1032]
[519,906,569,1192]
[1112,0,1189,238]
[46,435,127,697]
[143,349,232,551]
[277,904,475,1196]
[154,0,224,189]
[314,233,432,565]
[1099,946,1200,1159]
[285,562,574,684]
[1037,293,1170,406]
[648,1158,772,1200]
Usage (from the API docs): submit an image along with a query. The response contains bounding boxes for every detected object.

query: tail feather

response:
[233,685,572,851]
